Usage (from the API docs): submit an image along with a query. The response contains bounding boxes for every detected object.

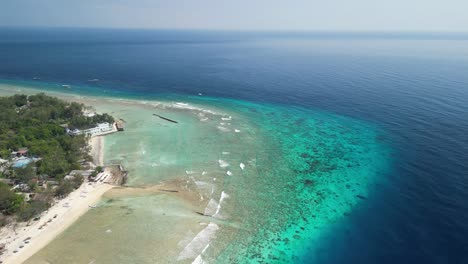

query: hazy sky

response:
[1,0,467,31]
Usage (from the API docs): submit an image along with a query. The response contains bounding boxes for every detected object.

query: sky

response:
[1,0,467,32]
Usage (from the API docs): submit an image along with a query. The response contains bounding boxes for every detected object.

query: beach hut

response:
[12,147,29,157]
[116,121,125,131]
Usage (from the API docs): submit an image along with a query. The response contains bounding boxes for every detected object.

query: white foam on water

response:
[222,151,230,155]
[202,171,207,175]
[192,244,210,264]
[194,181,214,193]
[192,254,205,264]
[213,191,230,218]
[198,113,210,122]
[186,170,196,175]
[177,223,219,261]
[220,122,226,125]
[204,198,219,216]
[218,159,229,168]
[221,116,232,121]
[202,244,210,254]
[234,129,241,133]
[151,163,160,167]
[226,171,232,176]
[164,102,219,116]
[195,181,208,187]
[217,126,230,132]
[240,163,245,170]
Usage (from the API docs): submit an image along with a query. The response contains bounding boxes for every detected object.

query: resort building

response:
[67,128,82,136]
[83,122,114,136]
[67,122,114,137]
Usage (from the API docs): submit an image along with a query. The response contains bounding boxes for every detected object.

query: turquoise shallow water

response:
[187,98,391,263]
[3,30,468,263]
[0,82,390,263]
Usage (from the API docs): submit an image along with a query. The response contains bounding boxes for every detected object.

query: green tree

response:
[0,183,25,214]
[12,94,27,107]
[72,173,84,189]
[13,163,36,183]
[96,166,104,173]
[55,180,74,198]
[17,200,50,222]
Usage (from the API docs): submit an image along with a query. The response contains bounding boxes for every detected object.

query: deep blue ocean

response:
[1,28,468,263]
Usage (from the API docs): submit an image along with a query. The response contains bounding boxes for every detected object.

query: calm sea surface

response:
[1,29,468,263]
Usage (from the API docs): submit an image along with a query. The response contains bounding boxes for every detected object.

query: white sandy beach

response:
[0,83,239,263]
[90,135,105,166]
[0,182,113,264]
[0,88,117,263]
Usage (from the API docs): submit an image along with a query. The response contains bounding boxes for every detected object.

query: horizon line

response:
[1,25,468,35]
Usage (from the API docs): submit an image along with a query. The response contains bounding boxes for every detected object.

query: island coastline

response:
[0,87,119,264]
[0,144,114,264]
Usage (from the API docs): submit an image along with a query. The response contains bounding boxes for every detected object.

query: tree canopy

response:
[0,94,113,222]
[0,93,112,178]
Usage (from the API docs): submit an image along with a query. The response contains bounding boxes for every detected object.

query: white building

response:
[83,122,113,137]
[67,122,114,137]
[67,128,82,136]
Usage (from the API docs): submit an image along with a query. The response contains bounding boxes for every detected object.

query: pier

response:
[153,114,178,124]
[90,165,127,186]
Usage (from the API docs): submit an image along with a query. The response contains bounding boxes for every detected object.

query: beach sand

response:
[0,83,245,263]
[90,136,105,166]
[0,81,388,263]
[0,84,117,263]
[0,182,113,264]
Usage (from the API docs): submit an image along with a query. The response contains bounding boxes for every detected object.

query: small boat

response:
[89,205,97,208]
[62,84,71,89]
[87,79,99,82]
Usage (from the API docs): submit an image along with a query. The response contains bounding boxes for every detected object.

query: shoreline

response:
[0,81,228,118]
[0,182,113,264]
[0,82,243,263]
[90,136,105,167]
[0,89,116,264]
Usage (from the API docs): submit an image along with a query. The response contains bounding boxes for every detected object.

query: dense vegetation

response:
[0,94,111,223]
